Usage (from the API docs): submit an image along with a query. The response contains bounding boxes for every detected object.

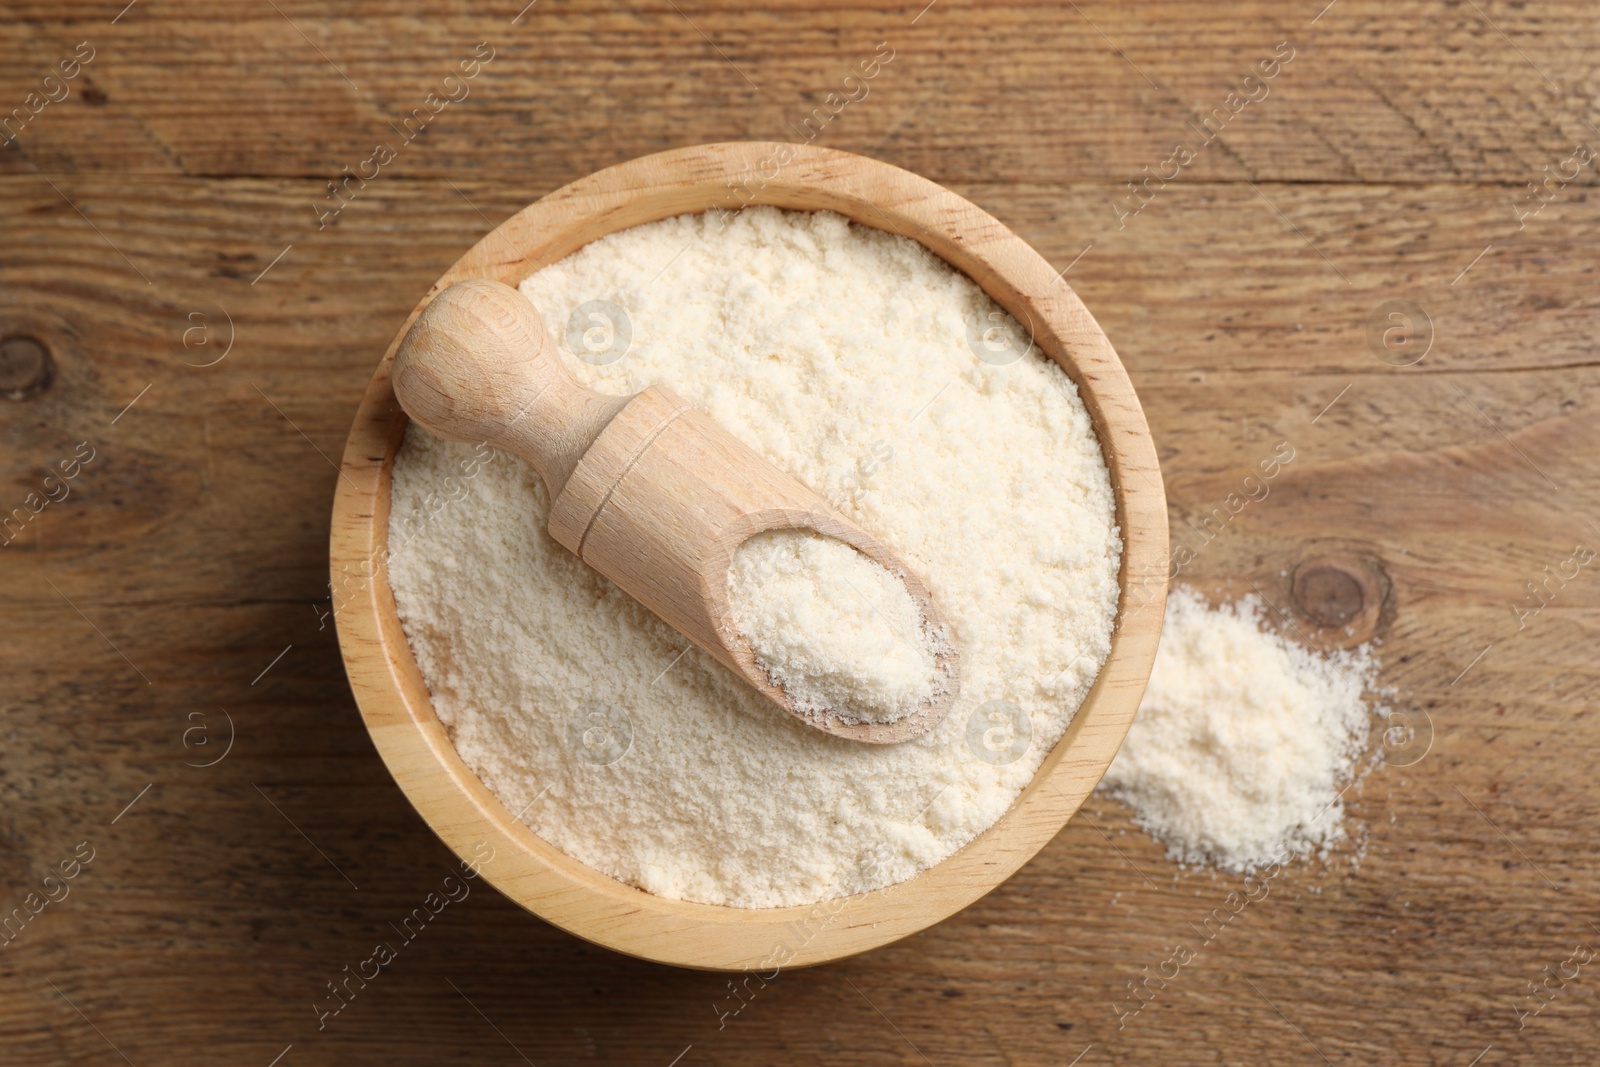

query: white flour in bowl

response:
[386,207,1121,908]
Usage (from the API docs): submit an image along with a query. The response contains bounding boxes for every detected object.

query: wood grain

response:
[2,0,1598,1062]
[4,2,1600,186]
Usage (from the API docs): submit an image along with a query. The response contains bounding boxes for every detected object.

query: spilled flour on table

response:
[1101,586,1383,872]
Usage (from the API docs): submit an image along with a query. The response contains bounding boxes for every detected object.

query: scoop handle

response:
[391,279,630,497]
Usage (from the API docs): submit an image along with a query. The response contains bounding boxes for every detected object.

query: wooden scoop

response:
[391,279,959,743]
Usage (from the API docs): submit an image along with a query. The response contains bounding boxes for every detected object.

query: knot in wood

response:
[0,335,53,400]
[1290,553,1390,647]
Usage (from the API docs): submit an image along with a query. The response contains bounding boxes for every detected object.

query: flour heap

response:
[1100,587,1381,872]
[727,530,938,725]
[386,207,1121,908]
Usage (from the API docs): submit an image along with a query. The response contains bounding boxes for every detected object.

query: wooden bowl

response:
[331,142,1168,971]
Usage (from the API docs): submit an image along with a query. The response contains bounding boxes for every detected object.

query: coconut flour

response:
[1100,586,1381,872]
[387,207,1121,908]
[727,530,940,725]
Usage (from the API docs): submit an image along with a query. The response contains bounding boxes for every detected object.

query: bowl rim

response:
[330,141,1168,971]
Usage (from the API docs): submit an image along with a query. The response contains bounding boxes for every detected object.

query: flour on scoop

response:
[728,530,940,725]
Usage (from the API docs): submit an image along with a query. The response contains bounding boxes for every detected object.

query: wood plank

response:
[3,2,1599,185]
[5,0,1600,1048]
[2,172,1596,1062]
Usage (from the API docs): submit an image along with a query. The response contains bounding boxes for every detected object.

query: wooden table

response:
[2,2,1596,1063]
